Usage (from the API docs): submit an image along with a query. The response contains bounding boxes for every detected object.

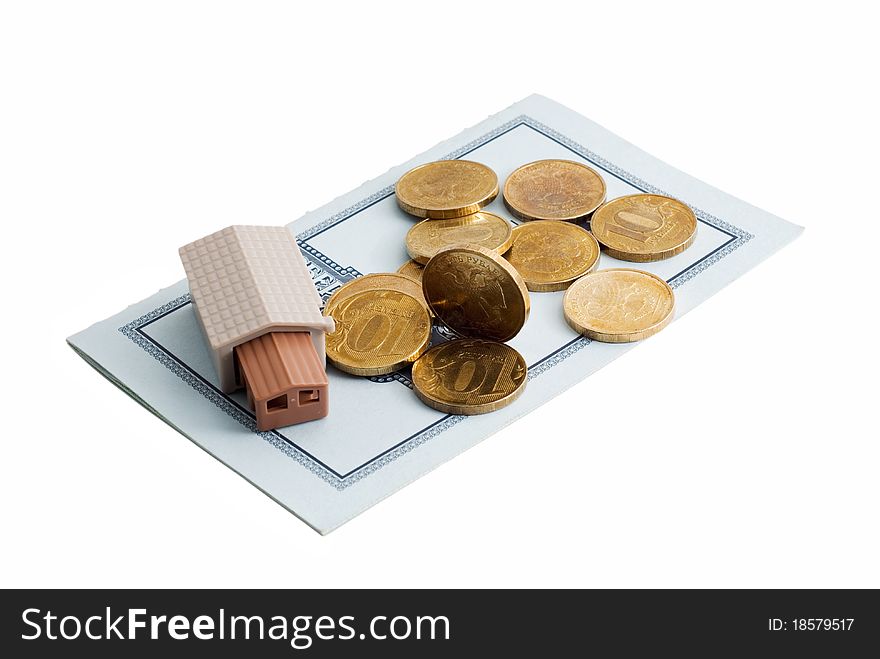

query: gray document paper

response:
[68,95,802,534]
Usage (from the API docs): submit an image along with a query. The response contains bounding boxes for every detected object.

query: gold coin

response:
[590,194,697,262]
[411,339,527,415]
[406,212,513,265]
[395,160,499,219]
[325,289,431,376]
[324,273,428,316]
[422,244,530,343]
[396,259,424,283]
[504,220,601,292]
[563,269,674,343]
[503,159,606,222]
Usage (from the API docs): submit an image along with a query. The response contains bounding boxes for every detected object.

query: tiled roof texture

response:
[179,226,326,350]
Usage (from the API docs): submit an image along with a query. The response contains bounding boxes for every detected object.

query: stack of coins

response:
[394,160,529,415]
[322,156,697,415]
[415,243,531,414]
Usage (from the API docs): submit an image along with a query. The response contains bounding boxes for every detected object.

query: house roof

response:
[236,331,328,401]
[179,225,330,351]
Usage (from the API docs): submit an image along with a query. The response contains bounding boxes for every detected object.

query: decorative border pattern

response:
[528,336,591,380]
[330,414,467,489]
[368,372,415,388]
[298,187,397,241]
[120,115,754,490]
[118,293,348,488]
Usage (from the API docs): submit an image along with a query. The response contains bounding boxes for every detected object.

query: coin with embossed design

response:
[503,159,606,222]
[422,244,529,343]
[504,220,600,292]
[396,160,499,219]
[411,339,527,415]
[590,194,697,262]
[563,269,674,342]
[324,273,428,317]
[325,289,431,376]
[396,259,424,283]
[406,212,513,265]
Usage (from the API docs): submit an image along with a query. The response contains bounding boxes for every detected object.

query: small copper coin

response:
[396,160,499,219]
[503,159,606,222]
[563,268,674,342]
[325,290,431,376]
[504,220,600,291]
[406,212,513,265]
[412,339,527,415]
[590,194,697,262]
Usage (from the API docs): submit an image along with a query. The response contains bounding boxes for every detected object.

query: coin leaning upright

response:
[504,220,600,292]
[503,159,606,222]
[411,339,527,415]
[422,244,530,343]
[590,194,697,262]
[405,211,513,265]
[325,289,431,376]
[395,160,499,219]
[563,269,674,343]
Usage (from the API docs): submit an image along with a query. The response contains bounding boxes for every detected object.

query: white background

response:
[1,1,877,588]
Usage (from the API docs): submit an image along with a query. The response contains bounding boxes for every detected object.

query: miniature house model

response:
[179,225,335,430]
